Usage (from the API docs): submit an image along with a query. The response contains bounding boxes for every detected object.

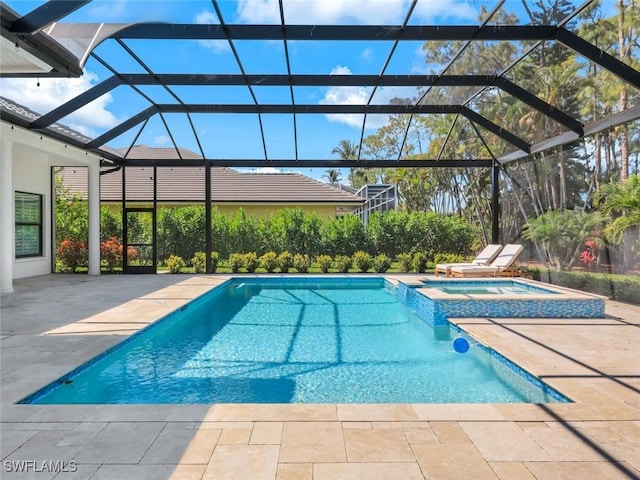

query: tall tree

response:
[331,139,362,187]
[322,169,342,184]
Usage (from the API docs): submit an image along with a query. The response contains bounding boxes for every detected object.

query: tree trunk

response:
[594,135,602,190]
[558,147,567,209]
[618,0,630,180]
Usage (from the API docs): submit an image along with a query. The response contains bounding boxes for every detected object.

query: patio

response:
[1,274,638,480]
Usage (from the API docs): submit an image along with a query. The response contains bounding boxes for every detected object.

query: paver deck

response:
[1,274,639,479]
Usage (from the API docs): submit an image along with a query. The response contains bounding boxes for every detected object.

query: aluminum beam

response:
[111,24,559,41]
[120,73,499,87]
[10,1,91,33]
[557,29,640,91]
[119,158,494,168]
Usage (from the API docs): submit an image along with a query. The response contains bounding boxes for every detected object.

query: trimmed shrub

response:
[535,269,640,305]
[333,255,352,273]
[320,214,368,256]
[353,251,373,273]
[190,251,220,273]
[210,252,220,273]
[57,239,88,272]
[191,252,206,273]
[373,254,392,273]
[316,255,333,273]
[277,251,293,273]
[413,252,429,273]
[434,252,466,265]
[293,253,311,273]
[166,255,186,273]
[259,252,278,273]
[228,253,244,273]
[243,252,259,273]
[157,206,204,264]
[396,253,413,272]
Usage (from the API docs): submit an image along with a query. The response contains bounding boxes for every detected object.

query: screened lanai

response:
[1,0,639,287]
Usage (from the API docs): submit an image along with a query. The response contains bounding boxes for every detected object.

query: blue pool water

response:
[421,280,559,295]
[23,278,567,404]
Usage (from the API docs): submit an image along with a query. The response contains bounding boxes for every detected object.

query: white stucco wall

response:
[1,122,102,284]
[12,145,51,279]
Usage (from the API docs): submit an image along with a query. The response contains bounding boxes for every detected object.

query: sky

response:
[0,0,603,181]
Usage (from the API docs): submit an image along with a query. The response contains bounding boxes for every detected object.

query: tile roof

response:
[59,146,364,205]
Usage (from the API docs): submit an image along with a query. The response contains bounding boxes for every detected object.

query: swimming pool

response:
[22,277,568,404]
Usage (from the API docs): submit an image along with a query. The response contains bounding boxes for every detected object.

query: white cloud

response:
[0,71,119,137]
[86,0,129,21]
[237,0,280,23]
[414,0,477,22]
[319,65,416,130]
[195,10,231,53]
[360,47,374,62]
[237,0,477,24]
[153,135,170,146]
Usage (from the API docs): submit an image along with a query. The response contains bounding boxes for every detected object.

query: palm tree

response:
[331,139,360,186]
[594,174,640,269]
[323,169,342,184]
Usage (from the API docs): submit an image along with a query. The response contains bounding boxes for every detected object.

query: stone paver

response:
[250,422,283,445]
[74,422,165,464]
[343,428,414,462]
[279,422,346,463]
[1,274,639,480]
[203,444,279,480]
[314,462,425,480]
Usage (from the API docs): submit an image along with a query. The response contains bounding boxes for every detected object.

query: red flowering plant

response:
[579,236,601,271]
[100,237,139,270]
[56,239,88,272]
[100,237,124,270]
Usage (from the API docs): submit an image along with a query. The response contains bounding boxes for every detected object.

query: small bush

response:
[333,255,352,273]
[277,251,293,273]
[191,251,220,273]
[100,237,123,270]
[259,251,278,273]
[413,252,429,273]
[293,253,311,273]
[396,253,413,272]
[191,252,206,273]
[353,251,373,272]
[243,252,259,273]
[373,254,392,273]
[228,253,244,273]
[210,252,220,273]
[316,255,332,273]
[57,239,88,272]
[166,254,186,273]
[434,252,465,265]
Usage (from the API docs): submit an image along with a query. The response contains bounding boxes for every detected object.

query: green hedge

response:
[58,204,479,270]
[533,269,640,305]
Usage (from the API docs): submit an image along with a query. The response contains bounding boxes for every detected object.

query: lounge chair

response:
[448,244,524,278]
[434,244,503,277]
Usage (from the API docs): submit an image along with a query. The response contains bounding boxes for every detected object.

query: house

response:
[1,96,362,291]
[60,145,365,218]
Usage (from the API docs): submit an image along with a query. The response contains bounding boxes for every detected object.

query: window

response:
[15,191,43,258]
